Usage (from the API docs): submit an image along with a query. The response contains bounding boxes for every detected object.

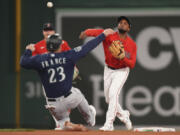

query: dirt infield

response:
[0,130,180,135]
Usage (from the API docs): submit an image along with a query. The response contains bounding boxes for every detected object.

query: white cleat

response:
[89,105,96,126]
[117,110,132,130]
[54,127,62,130]
[54,125,62,130]
[124,118,132,130]
[99,124,114,131]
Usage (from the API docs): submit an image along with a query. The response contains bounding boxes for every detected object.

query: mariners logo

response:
[74,46,82,52]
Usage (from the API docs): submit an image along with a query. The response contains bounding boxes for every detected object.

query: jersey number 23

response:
[48,66,66,83]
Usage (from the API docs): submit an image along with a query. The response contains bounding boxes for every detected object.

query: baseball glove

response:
[109,40,125,60]
[73,66,79,80]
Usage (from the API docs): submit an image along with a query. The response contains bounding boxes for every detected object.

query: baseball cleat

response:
[99,124,114,131]
[124,118,132,130]
[54,124,62,130]
[89,105,96,126]
[117,110,132,130]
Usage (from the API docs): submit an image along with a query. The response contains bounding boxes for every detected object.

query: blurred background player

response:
[31,22,79,130]
[20,29,115,130]
[32,22,71,56]
[79,16,137,131]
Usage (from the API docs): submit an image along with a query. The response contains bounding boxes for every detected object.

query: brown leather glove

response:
[109,40,125,60]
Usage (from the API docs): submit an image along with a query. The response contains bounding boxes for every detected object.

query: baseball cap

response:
[117,16,131,28]
[43,23,54,31]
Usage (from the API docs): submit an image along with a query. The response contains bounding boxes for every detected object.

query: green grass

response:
[0,128,36,132]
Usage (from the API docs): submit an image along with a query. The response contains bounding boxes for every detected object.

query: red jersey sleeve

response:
[85,29,104,37]
[32,40,46,56]
[32,44,39,56]
[60,40,71,52]
[123,42,137,69]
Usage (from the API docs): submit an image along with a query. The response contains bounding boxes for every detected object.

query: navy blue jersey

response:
[20,33,105,98]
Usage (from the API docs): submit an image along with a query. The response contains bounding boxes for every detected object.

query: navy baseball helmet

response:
[117,16,131,28]
[46,34,62,52]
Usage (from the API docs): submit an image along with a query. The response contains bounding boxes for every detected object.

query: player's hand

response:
[26,44,35,52]
[64,121,88,131]
[103,28,115,37]
[79,31,87,39]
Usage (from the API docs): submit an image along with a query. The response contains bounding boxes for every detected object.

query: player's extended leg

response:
[50,110,88,131]
[115,67,132,130]
[103,66,113,104]
[62,87,96,127]
[115,68,132,130]
[45,104,70,130]
[46,96,87,131]
[100,80,118,131]
[53,110,71,130]
[56,112,70,129]
[76,90,96,126]
[100,67,130,131]
[43,85,71,130]
[99,66,114,131]
[52,115,60,130]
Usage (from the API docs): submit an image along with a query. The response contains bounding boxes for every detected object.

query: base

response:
[134,127,176,132]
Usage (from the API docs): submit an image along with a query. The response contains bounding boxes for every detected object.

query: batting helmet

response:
[46,34,62,52]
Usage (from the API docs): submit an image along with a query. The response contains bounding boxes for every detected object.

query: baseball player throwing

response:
[79,16,137,131]
[20,29,115,130]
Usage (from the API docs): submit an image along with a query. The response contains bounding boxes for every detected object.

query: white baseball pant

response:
[104,65,130,125]
[45,87,94,129]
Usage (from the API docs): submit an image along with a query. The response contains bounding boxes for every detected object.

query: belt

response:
[47,91,72,102]
[108,66,119,70]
